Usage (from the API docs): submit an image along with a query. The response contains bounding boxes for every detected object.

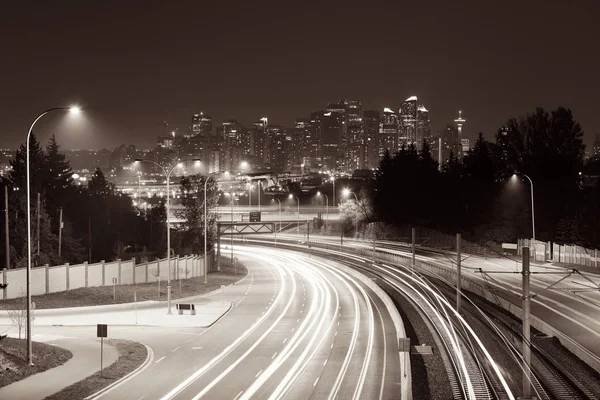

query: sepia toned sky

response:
[1,0,598,151]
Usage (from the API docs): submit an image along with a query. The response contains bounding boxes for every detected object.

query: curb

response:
[85,343,154,400]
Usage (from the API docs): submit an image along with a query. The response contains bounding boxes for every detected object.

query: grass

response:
[0,261,248,310]
[44,339,146,400]
[0,337,72,389]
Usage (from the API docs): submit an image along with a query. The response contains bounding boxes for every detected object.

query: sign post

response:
[112,277,117,303]
[97,324,108,377]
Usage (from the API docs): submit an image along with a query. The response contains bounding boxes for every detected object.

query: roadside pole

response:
[456,233,461,314]
[522,246,532,399]
[411,228,416,275]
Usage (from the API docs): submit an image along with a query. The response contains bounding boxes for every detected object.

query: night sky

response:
[1,0,598,151]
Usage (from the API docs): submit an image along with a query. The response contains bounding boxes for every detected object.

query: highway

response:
[267,233,600,374]
[19,246,401,400]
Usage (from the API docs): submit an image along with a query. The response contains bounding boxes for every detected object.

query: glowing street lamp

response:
[289,194,300,234]
[133,158,200,314]
[317,191,328,235]
[511,174,536,241]
[25,105,81,364]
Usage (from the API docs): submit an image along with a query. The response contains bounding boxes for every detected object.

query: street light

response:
[134,158,200,315]
[289,194,300,234]
[25,105,80,364]
[512,173,536,241]
[204,171,228,283]
[342,189,360,237]
[272,198,281,243]
[316,191,328,235]
[330,176,336,207]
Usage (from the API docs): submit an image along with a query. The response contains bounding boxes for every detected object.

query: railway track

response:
[237,235,599,399]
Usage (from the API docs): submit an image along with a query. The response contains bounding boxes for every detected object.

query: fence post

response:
[117,258,122,284]
[133,257,136,284]
[65,262,70,290]
[2,268,7,300]
[45,264,50,294]
[101,260,106,286]
[145,260,149,283]
[84,261,89,287]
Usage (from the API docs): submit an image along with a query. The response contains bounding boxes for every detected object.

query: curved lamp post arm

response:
[26,107,72,365]
[523,174,535,242]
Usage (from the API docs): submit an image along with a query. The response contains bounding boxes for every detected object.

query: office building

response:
[399,96,418,148]
[363,110,381,169]
[454,110,466,159]
[381,107,399,153]
[593,134,600,157]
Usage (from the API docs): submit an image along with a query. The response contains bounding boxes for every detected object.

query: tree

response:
[495,107,585,240]
[8,133,46,194]
[88,168,114,198]
[177,174,220,254]
[45,135,74,220]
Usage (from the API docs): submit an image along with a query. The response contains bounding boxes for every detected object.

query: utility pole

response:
[522,246,532,399]
[4,186,9,270]
[411,227,416,274]
[457,233,462,313]
[58,207,63,257]
[36,193,41,256]
[88,217,92,262]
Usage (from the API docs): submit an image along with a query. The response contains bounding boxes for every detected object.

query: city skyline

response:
[1,1,598,151]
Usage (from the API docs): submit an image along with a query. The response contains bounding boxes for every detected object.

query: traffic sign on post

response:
[249,211,261,222]
[97,324,107,377]
[97,324,107,338]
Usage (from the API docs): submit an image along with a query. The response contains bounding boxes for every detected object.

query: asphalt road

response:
[272,233,600,373]
[22,246,400,400]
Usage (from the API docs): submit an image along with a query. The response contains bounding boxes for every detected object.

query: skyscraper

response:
[344,100,363,170]
[322,103,346,170]
[363,110,381,169]
[381,107,399,153]
[416,105,431,149]
[454,110,466,159]
[441,125,461,163]
[399,96,418,148]
[217,119,243,172]
[309,111,323,160]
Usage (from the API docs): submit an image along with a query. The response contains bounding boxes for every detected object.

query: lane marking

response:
[156,356,166,364]
[172,347,180,352]
[255,369,263,377]
[191,347,204,350]
[233,391,244,400]
[187,338,194,343]
[314,377,320,387]
[323,358,328,366]
[283,338,288,344]
[272,352,278,359]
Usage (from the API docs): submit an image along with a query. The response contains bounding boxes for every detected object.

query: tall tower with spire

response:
[454,110,466,159]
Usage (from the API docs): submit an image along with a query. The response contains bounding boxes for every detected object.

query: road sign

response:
[249,211,261,222]
[97,324,108,377]
[97,324,107,338]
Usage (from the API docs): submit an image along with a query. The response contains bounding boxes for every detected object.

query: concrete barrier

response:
[0,253,212,301]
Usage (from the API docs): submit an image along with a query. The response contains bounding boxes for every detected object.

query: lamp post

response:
[317,191,328,235]
[330,176,336,207]
[257,181,262,212]
[203,171,226,283]
[512,173,536,260]
[342,189,360,238]
[25,106,80,364]
[289,194,300,234]
[134,158,200,315]
[272,198,281,238]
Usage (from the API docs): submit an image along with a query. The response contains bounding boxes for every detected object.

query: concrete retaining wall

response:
[70,264,86,289]
[48,266,66,293]
[1,253,211,301]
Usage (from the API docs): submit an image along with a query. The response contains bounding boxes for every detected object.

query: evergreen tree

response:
[88,168,114,198]
[9,133,46,195]
[45,135,73,215]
